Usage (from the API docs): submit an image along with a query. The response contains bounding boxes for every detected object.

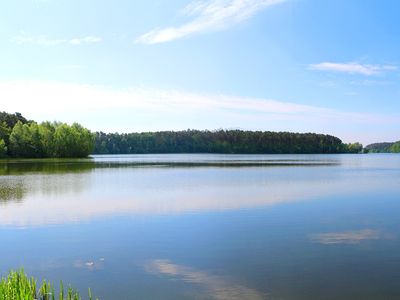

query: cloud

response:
[309,229,388,245]
[145,259,265,300]
[0,80,393,123]
[12,34,102,46]
[69,36,102,45]
[0,80,399,145]
[309,62,397,76]
[136,0,285,44]
[13,35,67,46]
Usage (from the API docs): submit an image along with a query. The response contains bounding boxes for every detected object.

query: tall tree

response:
[0,139,6,158]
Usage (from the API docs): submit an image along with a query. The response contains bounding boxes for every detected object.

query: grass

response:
[0,269,97,300]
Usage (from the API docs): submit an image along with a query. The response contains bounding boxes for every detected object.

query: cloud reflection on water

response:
[0,155,398,227]
[0,173,383,227]
[309,229,389,245]
[145,259,265,300]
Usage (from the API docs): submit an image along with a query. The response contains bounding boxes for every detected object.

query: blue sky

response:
[1,0,399,144]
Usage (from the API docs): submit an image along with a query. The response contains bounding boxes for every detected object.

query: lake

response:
[0,154,400,299]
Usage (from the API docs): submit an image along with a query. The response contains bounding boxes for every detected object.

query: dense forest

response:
[0,112,94,158]
[365,141,400,153]
[94,130,363,154]
[1,111,366,157]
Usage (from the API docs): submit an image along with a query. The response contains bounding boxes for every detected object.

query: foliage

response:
[389,142,400,153]
[0,123,12,145]
[0,111,370,156]
[94,130,358,154]
[0,112,94,158]
[365,142,393,153]
[0,112,30,129]
[7,121,94,158]
[0,139,6,158]
[0,269,96,300]
[344,142,363,154]
[8,122,43,158]
[53,123,94,158]
[365,141,400,153]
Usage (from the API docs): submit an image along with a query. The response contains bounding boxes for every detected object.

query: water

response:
[0,154,399,299]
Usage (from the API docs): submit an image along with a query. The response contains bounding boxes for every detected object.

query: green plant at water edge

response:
[0,269,97,300]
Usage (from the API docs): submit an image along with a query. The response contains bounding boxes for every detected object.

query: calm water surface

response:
[0,154,400,299]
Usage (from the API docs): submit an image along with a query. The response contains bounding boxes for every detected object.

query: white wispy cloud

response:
[13,35,67,46]
[136,0,285,44]
[309,62,397,76]
[69,36,102,45]
[12,34,102,46]
[0,80,374,118]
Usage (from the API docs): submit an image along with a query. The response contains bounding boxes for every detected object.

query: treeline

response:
[94,130,363,154]
[1,111,366,157]
[365,141,400,153]
[0,112,94,158]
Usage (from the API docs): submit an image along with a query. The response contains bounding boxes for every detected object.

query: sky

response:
[1,0,400,145]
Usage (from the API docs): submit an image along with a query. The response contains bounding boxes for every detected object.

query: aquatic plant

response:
[0,269,96,300]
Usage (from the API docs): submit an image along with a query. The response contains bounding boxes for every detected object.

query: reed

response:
[0,269,96,300]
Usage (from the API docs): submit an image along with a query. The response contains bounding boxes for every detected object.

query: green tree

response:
[389,142,400,153]
[0,122,11,144]
[9,122,33,157]
[54,123,94,157]
[38,121,57,157]
[71,123,95,157]
[345,142,363,154]
[93,130,356,155]
[8,122,45,158]
[0,112,30,155]
[0,111,29,129]
[0,139,7,158]
[8,121,94,158]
